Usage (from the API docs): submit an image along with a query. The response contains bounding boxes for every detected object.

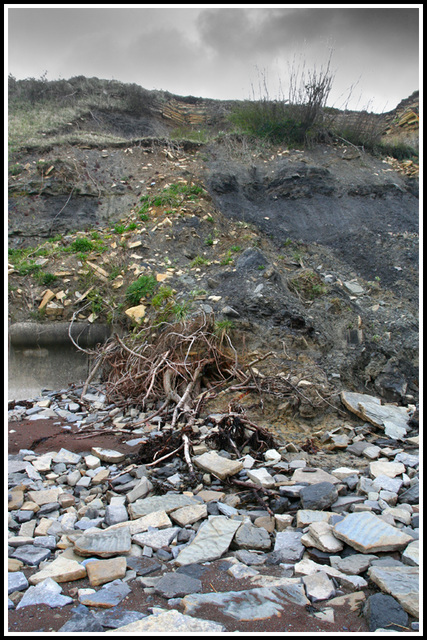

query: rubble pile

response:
[8,383,419,633]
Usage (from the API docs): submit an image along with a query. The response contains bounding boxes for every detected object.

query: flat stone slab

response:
[53,448,82,464]
[340,391,411,439]
[86,557,127,587]
[8,571,29,594]
[291,468,340,485]
[154,572,202,599]
[91,447,126,463]
[79,580,131,608]
[27,488,62,506]
[368,565,419,617]
[73,526,132,557]
[274,531,305,562]
[302,571,336,602]
[16,577,73,609]
[29,555,87,585]
[132,527,180,551]
[169,503,208,527]
[105,608,225,633]
[128,494,199,519]
[11,545,51,566]
[193,451,243,480]
[182,583,309,621]
[175,516,241,566]
[333,512,413,553]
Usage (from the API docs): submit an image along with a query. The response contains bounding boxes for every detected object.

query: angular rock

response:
[105,608,225,633]
[296,510,333,528]
[11,544,51,566]
[273,531,304,562]
[16,577,73,609]
[333,512,413,553]
[193,451,243,480]
[104,504,129,527]
[58,605,105,632]
[154,571,202,599]
[183,583,309,621]
[169,503,207,527]
[175,516,241,566]
[91,447,125,463]
[363,593,409,632]
[303,571,336,602]
[8,571,29,594]
[233,521,271,550]
[128,494,199,519]
[125,477,152,503]
[291,468,340,485]
[29,554,87,585]
[367,565,419,617]
[329,553,377,575]
[304,521,344,553]
[340,391,411,439]
[132,526,180,551]
[401,539,419,566]
[246,467,276,488]
[27,488,62,506]
[369,461,405,478]
[53,448,82,464]
[86,557,127,587]
[300,482,338,510]
[74,526,132,557]
[79,580,131,608]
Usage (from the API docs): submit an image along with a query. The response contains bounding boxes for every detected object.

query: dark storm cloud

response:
[7,6,420,110]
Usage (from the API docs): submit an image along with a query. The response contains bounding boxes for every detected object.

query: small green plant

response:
[125,274,157,305]
[190,255,210,268]
[86,288,104,314]
[34,271,58,286]
[113,223,126,234]
[204,234,214,246]
[126,222,138,231]
[9,163,23,175]
[230,245,242,253]
[288,270,326,300]
[68,237,94,253]
[151,286,175,308]
[139,212,150,221]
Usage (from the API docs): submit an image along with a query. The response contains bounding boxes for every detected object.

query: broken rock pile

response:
[8,387,420,633]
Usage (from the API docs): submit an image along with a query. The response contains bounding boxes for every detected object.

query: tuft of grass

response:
[125,274,158,305]
[190,255,210,268]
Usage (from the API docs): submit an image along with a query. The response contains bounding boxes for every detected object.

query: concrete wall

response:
[8,322,112,401]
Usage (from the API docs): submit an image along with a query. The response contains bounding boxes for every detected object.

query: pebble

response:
[7,384,420,632]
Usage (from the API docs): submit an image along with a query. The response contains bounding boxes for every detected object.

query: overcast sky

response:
[6,5,421,113]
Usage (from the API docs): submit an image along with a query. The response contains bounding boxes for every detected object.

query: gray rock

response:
[16,577,73,609]
[235,549,266,566]
[58,605,105,632]
[104,504,129,526]
[233,521,271,550]
[154,572,202,599]
[300,482,339,510]
[329,553,377,575]
[367,565,419,618]
[333,511,413,553]
[364,593,409,632]
[183,583,309,621]
[8,571,29,594]
[273,531,305,562]
[74,526,132,557]
[11,544,51,566]
[302,571,336,602]
[132,527,180,551]
[105,608,226,632]
[175,516,241,566]
[79,579,131,608]
[128,494,199,519]
[93,609,147,629]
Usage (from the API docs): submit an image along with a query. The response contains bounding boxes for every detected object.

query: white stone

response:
[91,447,125,463]
[193,451,243,480]
[246,467,276,488]
[53,448,81,464]
[302,571,336,602]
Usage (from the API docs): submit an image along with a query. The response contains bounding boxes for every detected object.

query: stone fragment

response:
[154,572,202,599]
[246,467,276,488]
[8,571,29,594]
[333,512,413,553]
[53,448,82,464]
[58,605,105,632]
[303,571,336,602]
[233,521,271,550]
[195,489,226,502]
[91,447,125,463]
[105,608,225,633]
[27,488,62,506]
[125,304,147,323]
[104,504,129,527]
[367,565,419,617]
[182,583,309,621]
[175,516,241,566]
[363,593,409,632]
[193,451,243,480]
[329,554,377,575]
[340,391,411,439]
[84,454,101,469]
[128,494,199,519]
[11,545,51,566]
[227,563,260,579]
[304,521,344,553]
[369,461,405,478]
[296,510,333,527]
[274,514,294,531]
[328,591,366,611]
[401,539,419,566]
[132,527,180,551]
[291,468,340,485]
[169,503,207,527]
[79,580,131,608]
[74,526,132,557]
[86,557,127,587]
[29,554,87,585]
[16,577,73,609]
[273,531,304,562]
[125,477,152,503]
[300,482,338,510]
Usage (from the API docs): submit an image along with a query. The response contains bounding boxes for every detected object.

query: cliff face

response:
[8,80,419,412]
